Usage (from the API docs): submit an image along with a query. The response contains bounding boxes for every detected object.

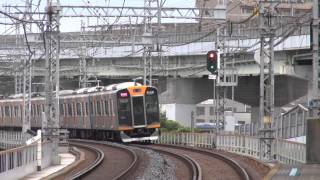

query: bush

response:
[161,119,181,132]
[160,113,200,132]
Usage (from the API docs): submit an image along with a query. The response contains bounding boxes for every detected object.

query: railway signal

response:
[207,50,218,74]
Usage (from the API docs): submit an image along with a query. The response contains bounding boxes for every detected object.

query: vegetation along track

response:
[66,140,138,180]
[138,144,250,180]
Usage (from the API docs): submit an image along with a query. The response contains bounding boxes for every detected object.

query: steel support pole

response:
[312,0,319,101]
[258,1,275,161]
[44,0,61,164]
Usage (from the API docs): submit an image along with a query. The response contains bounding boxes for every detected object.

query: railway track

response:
[68,142,105,179]
[137,144,250,180]
[60,140,139,180]
[53,140,250,180]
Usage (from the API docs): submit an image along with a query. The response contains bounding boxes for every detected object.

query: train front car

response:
[117,85,160,142]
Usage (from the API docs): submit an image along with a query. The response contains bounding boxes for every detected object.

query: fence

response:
[0,130,22,150]
[157,132,306,165]
[0,142,52,179]
[236,104,308,139]
[156,132,216,149]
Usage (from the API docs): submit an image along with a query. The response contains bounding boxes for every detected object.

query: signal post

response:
[207,48,237,132]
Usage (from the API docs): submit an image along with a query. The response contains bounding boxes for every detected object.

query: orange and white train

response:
[0,82,160,142]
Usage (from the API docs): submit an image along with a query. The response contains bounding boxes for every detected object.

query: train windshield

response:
[132,96,145,126]
[117,90,132,126]
[145,87,159,124]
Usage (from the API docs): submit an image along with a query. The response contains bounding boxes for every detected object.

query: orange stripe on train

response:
[127,86,147,96]
[147,123,160,128]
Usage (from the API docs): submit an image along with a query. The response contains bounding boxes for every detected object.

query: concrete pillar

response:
[160,78,212,127]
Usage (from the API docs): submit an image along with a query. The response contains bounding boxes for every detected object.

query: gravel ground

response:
[133,148,176,180]
[111,143,177,180]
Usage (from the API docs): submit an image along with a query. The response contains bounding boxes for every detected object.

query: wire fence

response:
[156,132,306,165]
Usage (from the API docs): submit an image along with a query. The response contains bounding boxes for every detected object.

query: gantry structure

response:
[0,0,317,162]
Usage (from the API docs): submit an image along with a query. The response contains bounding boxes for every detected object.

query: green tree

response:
[160,113,182,132]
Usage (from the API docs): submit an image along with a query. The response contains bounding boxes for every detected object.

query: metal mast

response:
[44,0,61,164]
[79,20,88,88]
[258,1,276,161]
[22,0,33,142]
[311,0,319,104]
[143,0,154,85]
[14,25,23,95]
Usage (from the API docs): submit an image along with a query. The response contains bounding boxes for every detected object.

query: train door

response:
[145,87,160,125]
[88,95,93,129]
[132,96,146,127]
[116,90,132,128]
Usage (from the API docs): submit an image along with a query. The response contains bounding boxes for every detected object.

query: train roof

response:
[1,82,147,101]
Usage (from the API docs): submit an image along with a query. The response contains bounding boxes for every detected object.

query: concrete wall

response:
[162,103,196,127]
[0,143,52,180]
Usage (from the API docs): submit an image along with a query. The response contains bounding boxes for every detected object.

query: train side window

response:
[89,102,93,115]
[84,102,87,116]
[34,104,38,117]
[5,106,10,117]
[0,106,2,117]
[32,104,36,117]
[104,100,109,116]
[76,102,81,116]
[37,104,40,116]
[96,101,101,116]
[14,106,18,117]
[68,103,72,117]
[111,100,114,116]
[82,102,86,116]
[11,106,14,117]
[9,106,11,117]
[31,105,33,117]
[19,105,22,117]
[60,104,64,116]
[41,104,44,114]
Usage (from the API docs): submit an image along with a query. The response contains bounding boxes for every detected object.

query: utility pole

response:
[79,20,88,88]
[311,0,319,104]
[305,0,320,164]
[22,0,32,143]
[44,0,61,164]
[143,0,153,86]
[14,25,23,95]
[258,1,276,161]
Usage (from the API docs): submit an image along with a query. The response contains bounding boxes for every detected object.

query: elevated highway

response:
[0,32,314,124]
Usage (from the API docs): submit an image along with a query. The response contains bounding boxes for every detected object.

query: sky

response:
[0,0,197,33]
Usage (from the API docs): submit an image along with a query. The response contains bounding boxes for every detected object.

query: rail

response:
[156,132,306,165]
[68,142,105,179]
[70,139,138,180]
[109,144,138,180]
[157,144,249,180]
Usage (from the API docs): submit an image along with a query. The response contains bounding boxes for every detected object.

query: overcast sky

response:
[1,0,197,33]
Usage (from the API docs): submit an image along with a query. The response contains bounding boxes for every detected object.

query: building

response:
[195,0,312,28]
[194,98,251,130]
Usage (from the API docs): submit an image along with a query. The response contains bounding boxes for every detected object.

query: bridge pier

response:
[160,75,308,127]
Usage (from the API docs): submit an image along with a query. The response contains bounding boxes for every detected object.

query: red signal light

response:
[207,51,217,61]
[206,50,218,74]
[209,52,215,59]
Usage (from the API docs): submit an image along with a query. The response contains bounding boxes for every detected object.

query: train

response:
[0,82,160,142]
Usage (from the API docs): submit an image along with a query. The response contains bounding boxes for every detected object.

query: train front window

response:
[145,88,159,124]
[132,96,145,126]
[117,90,132,126]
